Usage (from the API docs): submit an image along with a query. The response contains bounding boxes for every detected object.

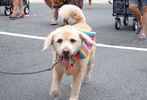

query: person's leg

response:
[138,0,147,40]
[129,4,143,28]
[18,0,24,14]
[50,7,58,25]
[88,0,91,9]
[141,6,147,36]
[50,0,64,25]
[44,0,52,9]
[15,0,24,18]
[12,0,19,14]
[129,0,143,34]
[78,0,83,9]
[9,0,18,18]
[45,0,57,25]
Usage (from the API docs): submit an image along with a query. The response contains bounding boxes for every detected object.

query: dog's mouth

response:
[61,56,73,66]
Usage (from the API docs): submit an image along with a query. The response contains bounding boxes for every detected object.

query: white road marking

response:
[95,43,147,52]
[0,31,147,52]
[0,31,46,40]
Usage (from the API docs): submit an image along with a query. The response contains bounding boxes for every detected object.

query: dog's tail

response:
[59,4,86,24]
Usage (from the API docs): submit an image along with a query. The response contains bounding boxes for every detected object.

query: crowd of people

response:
[8,0,147,40]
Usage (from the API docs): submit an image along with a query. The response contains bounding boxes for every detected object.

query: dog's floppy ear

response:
[78,31,96,46]
[42,31,55,52]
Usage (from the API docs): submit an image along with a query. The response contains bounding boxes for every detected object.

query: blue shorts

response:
[129,0,147,6]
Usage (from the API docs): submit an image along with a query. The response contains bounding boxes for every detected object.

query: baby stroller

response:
[112,0,142,31]
[0,0,30,16]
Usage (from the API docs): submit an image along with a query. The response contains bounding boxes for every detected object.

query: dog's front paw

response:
[50,89,59,98]
[69,97,78,100]
[84,75,90,84]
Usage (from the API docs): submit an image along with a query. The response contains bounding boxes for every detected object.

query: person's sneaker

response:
[136,27,142,34]
[138,34,146,41]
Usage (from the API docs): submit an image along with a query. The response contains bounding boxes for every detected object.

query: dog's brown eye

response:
[57,39,62,43]
[70,39,76,43]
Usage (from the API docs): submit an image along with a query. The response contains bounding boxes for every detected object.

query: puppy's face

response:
[43,26,96,61]
[53,29,82,58]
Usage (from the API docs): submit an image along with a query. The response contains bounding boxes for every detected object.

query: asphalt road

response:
[0,2,147,100]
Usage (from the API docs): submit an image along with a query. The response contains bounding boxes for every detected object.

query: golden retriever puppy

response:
[43,4,96,100]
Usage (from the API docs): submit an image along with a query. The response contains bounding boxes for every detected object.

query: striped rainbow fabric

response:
[73,29,96,61]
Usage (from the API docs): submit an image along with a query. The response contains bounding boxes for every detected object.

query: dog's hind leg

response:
[50,67,64,98]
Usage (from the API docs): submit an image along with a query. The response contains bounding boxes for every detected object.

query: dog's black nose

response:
[63,49,70,56]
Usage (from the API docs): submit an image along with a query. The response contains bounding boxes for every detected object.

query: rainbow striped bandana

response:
[60,28,96,74]
[73,29,96,61]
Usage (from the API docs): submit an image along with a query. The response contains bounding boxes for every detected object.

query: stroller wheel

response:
[133,19,138,31]
[123,17,129,26]
[115,18,121,30]
[24,6,30,14]
[4,7,12,16]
